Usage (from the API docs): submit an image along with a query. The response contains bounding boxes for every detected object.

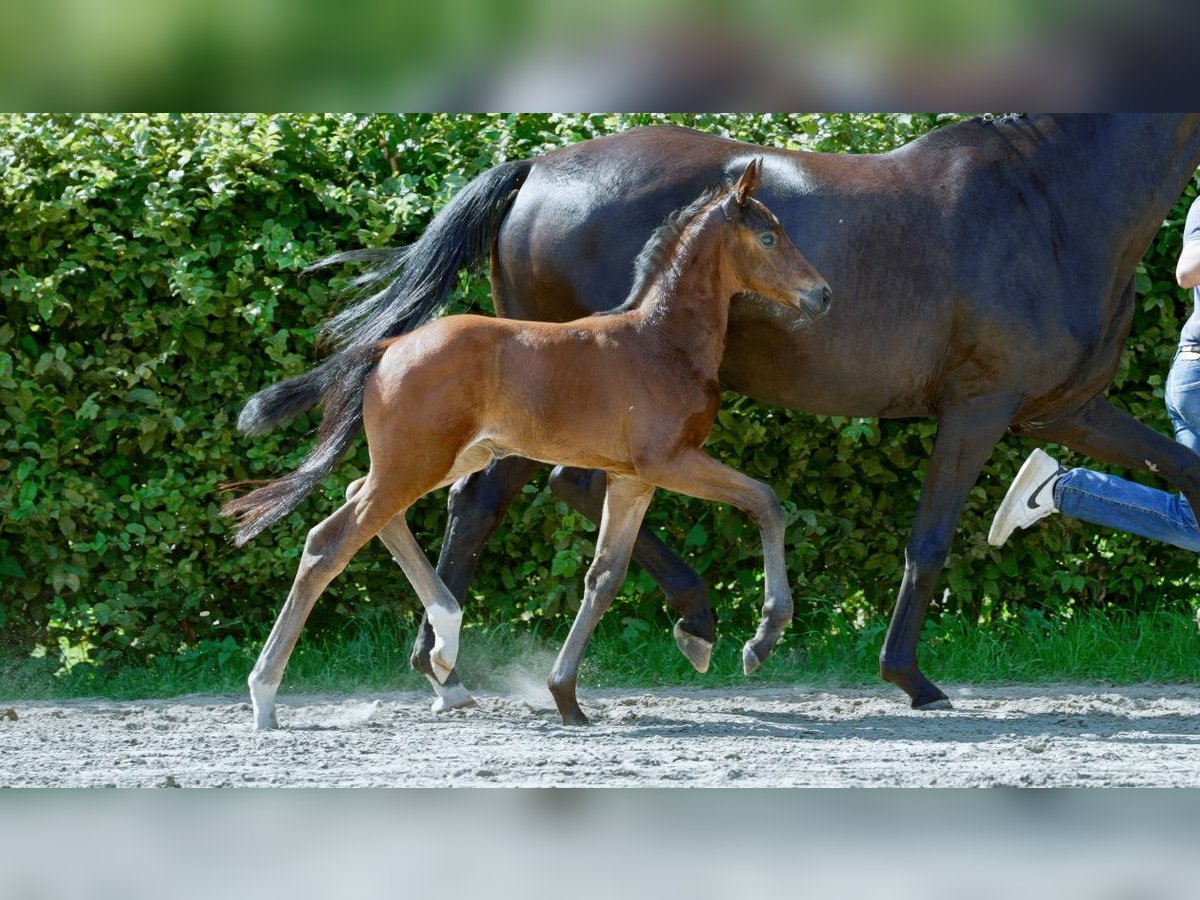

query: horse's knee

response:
[344,477,367,502]
[902,543,947,596]
[299,539,339,580]
[747,483,784,534]
[583,556,624,602]
[299,511,359,579]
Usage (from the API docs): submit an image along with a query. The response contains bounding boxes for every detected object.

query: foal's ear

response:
[733,157,763,206]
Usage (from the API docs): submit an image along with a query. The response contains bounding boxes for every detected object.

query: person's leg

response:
[1053,466,1200,551]
[992,353,1200,550]
[1052,350,1200,549]
[989,445,1200,551]
[1164,350,1200,452]
[1165,351,1200,626]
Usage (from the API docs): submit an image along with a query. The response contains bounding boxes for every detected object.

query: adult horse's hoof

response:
[674,622,712,673]
[913,696,954,711]
[742,642,763,676]
[881,663,949,710]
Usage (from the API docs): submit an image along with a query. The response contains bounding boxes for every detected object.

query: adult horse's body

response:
[251,115,1200,710]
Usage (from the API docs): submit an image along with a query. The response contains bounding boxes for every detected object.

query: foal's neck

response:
[631,211,733,377]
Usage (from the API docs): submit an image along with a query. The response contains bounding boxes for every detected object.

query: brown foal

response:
[224,159,831,727]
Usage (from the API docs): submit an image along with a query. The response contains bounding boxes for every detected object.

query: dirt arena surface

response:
[3,683,1199,787]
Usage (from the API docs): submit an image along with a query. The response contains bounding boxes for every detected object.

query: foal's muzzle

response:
[796,283,833,319]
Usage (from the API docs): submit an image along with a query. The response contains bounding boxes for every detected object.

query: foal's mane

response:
[602,183,726,316]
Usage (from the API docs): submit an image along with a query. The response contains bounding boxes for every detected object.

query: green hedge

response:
[2,113,1197,670]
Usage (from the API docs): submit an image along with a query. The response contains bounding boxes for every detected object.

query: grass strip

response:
[2,609,1196,702]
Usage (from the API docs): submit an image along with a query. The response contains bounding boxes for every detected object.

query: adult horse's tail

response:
[222,345,383,546]
[236,158,532,437]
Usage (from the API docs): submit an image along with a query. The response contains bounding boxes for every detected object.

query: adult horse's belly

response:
[717,298,945,418]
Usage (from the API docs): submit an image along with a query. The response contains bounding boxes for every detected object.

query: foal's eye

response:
[759,232,777,249]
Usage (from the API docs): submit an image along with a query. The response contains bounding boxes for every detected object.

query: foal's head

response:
[720,158,831,324]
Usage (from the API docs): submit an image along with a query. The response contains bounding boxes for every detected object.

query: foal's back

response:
[363,311,716,478]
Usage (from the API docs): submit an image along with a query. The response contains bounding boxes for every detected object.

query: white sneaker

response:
[987,448,1067,547]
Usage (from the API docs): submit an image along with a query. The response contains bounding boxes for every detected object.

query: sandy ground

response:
[3,682,1199,787]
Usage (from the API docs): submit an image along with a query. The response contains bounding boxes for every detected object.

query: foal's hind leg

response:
[548,475,656,725]
[412,456,542,711]
[549,465,716,673]
[345,479,465,702]
[640,449,793,675]
[248,483,400,730]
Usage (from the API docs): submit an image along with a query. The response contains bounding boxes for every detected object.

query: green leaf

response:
[551,550,579,579]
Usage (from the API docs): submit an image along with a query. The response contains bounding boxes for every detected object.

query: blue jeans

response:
[1053,351,1200,551]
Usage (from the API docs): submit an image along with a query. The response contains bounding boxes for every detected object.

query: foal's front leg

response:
[548,475,656,725]
[548,465,716,673]
[640,449,793,675]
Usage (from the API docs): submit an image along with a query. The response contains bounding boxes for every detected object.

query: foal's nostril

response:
[820,285,833,313]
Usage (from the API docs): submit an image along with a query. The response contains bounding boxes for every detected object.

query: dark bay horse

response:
[242,115,1200,712]
[225,161,831,727]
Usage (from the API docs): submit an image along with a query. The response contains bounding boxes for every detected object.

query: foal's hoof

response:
[742,642,763,676]
[673,622,713,674]
[560,707,590,726]
[253,710,279,731]
[249,680,279,730]
[431,694,478,713]
[427,680,478,713]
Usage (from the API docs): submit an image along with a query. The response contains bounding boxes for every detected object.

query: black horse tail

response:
[222,344,384,546]
[236,158,531,439]
[315,157,533,352]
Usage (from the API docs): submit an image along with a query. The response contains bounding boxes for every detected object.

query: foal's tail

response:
[236,158,531,438]
[222,345,384,546]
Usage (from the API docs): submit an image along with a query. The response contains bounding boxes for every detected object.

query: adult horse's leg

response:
[1013,395,1200,511]
[408,456,542,710]
[345,479,464,701]
[638,449,793,675]
[879,400,1018,709]
[548,475,656,725]
[248,482,401,730]
[548,465,717,672]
